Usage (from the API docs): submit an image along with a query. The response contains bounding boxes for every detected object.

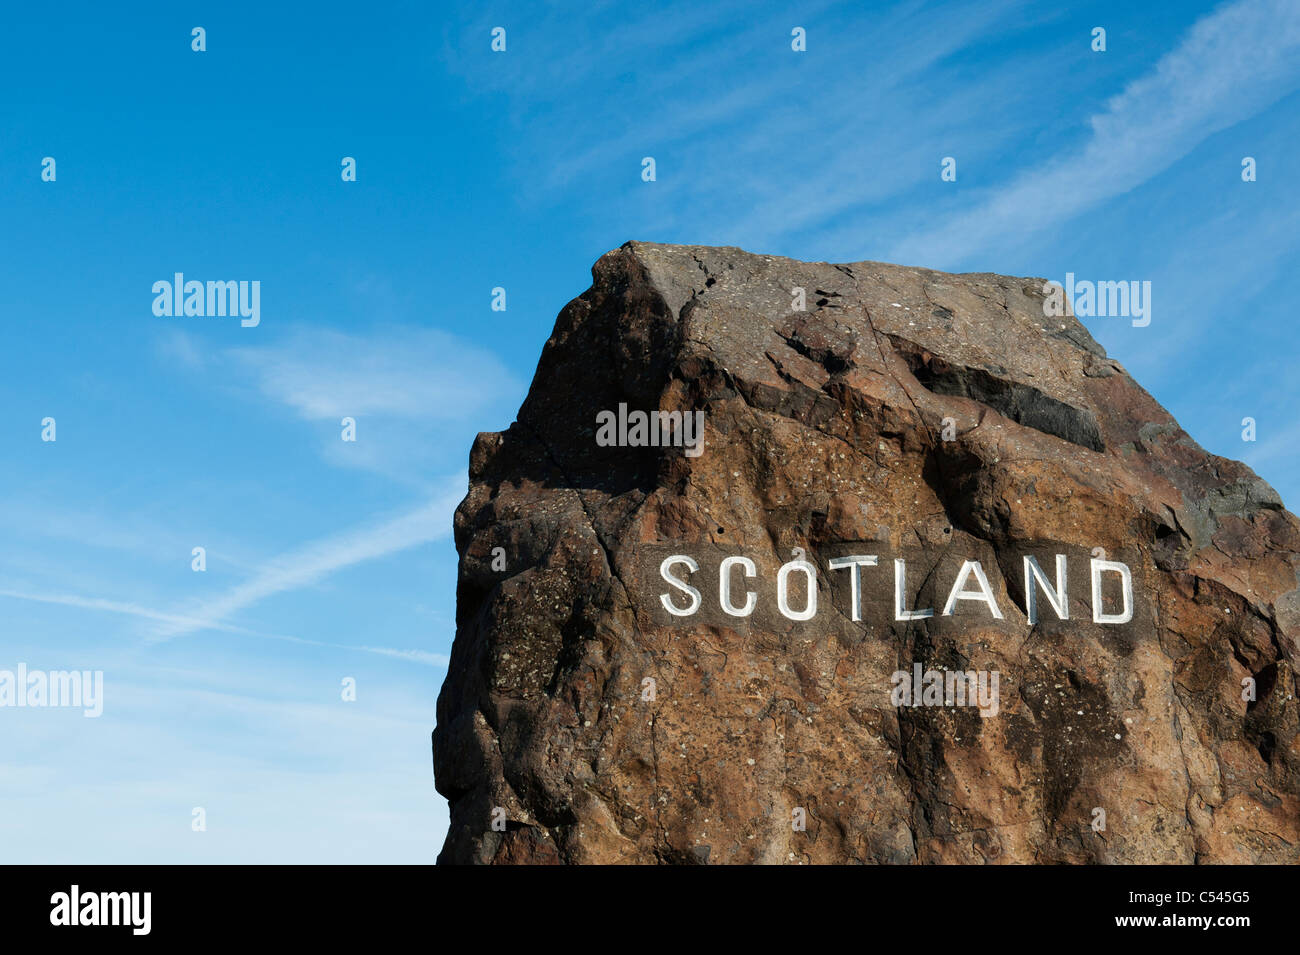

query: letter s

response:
[660,555,701,616]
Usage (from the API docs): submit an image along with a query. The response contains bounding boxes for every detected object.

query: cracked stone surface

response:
[432,241,1300,864]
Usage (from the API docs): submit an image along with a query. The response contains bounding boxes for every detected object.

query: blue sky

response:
[1,0,1297,862]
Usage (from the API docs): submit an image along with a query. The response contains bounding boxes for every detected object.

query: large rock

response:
[432,241,1300,864]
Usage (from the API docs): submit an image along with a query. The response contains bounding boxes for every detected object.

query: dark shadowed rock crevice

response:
[433,241,1300,865]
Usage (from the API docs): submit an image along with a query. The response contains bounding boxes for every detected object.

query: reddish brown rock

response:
[432,241,1300,864]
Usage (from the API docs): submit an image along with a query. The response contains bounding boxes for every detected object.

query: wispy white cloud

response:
[0,494,264,576]
[0,674,445,862]
[357,646,450,667]
[0,586,451,667]
[154,326,207,370]
[153,480,465,640]
[1237,416,1300,474]
[227,325,520,422]
[194,323,524,488]
[889,0,1300,267]
[0,589,239,633]
[445,0,1046,254]
[0,474,465,661]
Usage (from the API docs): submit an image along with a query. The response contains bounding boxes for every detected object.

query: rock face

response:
[433,241,1300,864]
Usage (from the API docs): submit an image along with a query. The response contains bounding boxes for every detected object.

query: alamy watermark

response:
[152,273,260,327]
[50,885,150,935]
[596,403,705,457]
[0,664,103,717]
[1043,273,1150,327]
[891,663,1000,718]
